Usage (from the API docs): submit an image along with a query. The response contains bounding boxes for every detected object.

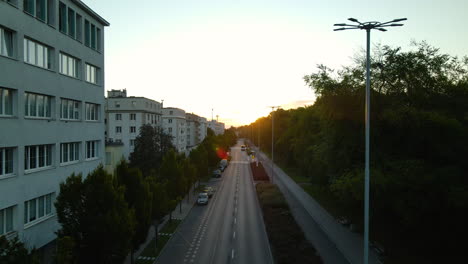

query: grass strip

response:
[134,219,182,264]
[256,182,322,264]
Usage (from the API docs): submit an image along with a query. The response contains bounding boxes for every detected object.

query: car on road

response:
[197,193,209,205]
[213,169,222,178]
[241,145,246,151]
[203,187,215,198]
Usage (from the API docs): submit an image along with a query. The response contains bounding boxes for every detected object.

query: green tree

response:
[0,236,40,264]
[55,166,136,264]
[129,124,175,176]
[115,160,152,261]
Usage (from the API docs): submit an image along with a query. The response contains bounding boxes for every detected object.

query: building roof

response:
[72,0,110,26]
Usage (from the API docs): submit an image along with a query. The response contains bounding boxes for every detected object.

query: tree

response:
[115,160,152,262]
[0,236,40,264]
[129,124,175,176]
[55,166,136,264]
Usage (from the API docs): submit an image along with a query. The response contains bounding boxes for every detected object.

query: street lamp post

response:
[334,17,406,264]
[269,106,280,183]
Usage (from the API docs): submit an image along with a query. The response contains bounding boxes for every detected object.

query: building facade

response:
[186,113,208,152]
[207,120,225,135]
[105,89,162,161]
[162,107,186,153]
[0,0,109,249]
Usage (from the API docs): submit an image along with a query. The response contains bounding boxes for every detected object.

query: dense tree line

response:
[240,42,468,260]
[51,124,237,263]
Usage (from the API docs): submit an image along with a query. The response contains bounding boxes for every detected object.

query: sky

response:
[85,0,468,127]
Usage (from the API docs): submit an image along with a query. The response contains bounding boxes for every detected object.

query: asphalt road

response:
[157,141,273,264]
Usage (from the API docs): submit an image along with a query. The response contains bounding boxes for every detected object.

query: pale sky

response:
[85,0,468,127]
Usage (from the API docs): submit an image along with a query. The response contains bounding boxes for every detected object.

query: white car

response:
[197,193,209,205]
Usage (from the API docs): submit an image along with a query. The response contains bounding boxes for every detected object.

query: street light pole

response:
[334,17,406,264]
[269,106,280,184]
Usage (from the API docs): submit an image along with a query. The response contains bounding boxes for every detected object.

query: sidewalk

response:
[255,147,381,264]
[123,184,201,264]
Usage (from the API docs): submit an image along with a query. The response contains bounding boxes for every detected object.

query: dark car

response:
[213,169,222,178]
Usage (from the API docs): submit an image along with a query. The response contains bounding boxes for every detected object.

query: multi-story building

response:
[208,119,225,135]
[186,113,208,151]
[0,0,109,249]
[162,107,186,153]
[105,89,162,161]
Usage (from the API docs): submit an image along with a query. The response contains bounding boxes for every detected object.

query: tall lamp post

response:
[334,17,406,264]
[269,106,280,183]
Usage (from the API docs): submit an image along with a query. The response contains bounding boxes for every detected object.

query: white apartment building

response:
[0,0,109,249]
[186,113,208,151]
[208,120,225,135]
[105,89,162,160]
[162,107,186,153]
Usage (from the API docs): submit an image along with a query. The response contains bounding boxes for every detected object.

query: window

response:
[76,14,82,41]
[0,206,14,235]
[130,113,136,120]
[24,193,53,224]
[115,114,121,120]
[115,101,120,108]
[60,98,80,120]
[115,126,122,133]
[0,26,14,58]
[168,127,172,133]
[59,52,79,78]
[0,88,13,116]
[58,1,66,33]
[24,92,52,118]
[0,148,14,177]
[84,20,90,46]
[130,126,136,133]
[169,119,172,124]
[85,63,98,84]
[24,0,53,25]
[169,111,173,115]
[24,144,52,171]
[23,38,52,69]
[130,139,135,147]
[67,8,75,38]
[85,103,98,121]
[85,140,98,159]
[84,20,100,51]
[60,142,80,164]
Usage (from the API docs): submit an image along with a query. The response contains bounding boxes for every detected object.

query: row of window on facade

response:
[114,126,137,134]
[0,26,100,84]
[0,87,99,121]
[3,0,102,52]
[0,192,55,236]
[0,141,99,178]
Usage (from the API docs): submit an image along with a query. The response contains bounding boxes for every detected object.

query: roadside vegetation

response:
[256,182,322,264]
[240,42,468,263]
[47,127,237,263]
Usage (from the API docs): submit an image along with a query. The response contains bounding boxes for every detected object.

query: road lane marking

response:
[234,217,237,224]
[232,249,235,259]
[233,231,236,239]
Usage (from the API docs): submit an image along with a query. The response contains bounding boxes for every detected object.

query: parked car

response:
[203,187,215,198]
[213,169,222,178]
[197,193,209,205]
[241,145,246,151]
[219,159,228,171]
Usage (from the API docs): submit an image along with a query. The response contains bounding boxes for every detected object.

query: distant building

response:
[105,89,162,161]
[104,140,124,175]
[186,113,208,151]
[0,0,109,249]
[162,107,186,153]
[208,120,225,135]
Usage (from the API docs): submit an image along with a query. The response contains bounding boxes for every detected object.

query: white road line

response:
[231,249,235,259]
[234,217,237,224]
[233,231,236,239]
